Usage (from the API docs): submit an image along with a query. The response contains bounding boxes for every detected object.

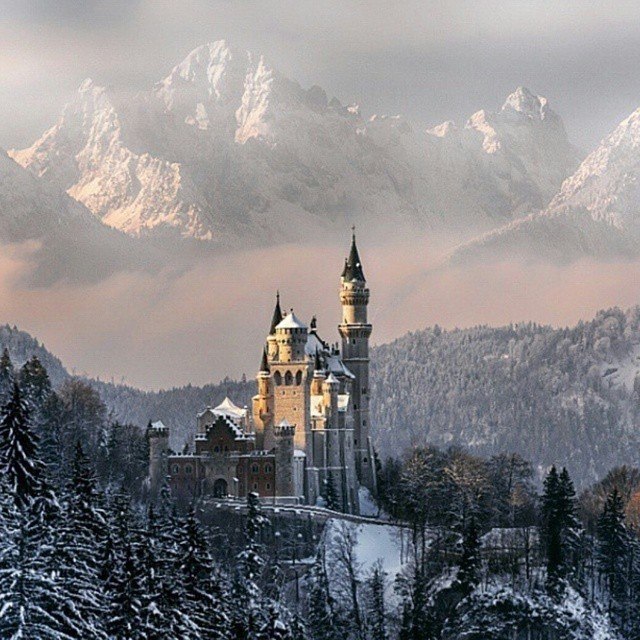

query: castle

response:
[148,233,376,513]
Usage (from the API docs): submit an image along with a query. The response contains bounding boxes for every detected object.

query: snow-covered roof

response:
[338,394,350,412]
[150,420,168,430]
[278,418,293,427]
[276,311,307,330]
[294,449,306,458]
[327,355,355,379]
[305,331,328,356]
[325,372,339,385]
[212,396,247,419]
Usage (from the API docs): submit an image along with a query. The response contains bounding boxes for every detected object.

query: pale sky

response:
[2,1,640,150]
[2,1,640,389]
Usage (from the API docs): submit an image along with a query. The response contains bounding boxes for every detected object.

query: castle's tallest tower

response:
[339,230,376,494]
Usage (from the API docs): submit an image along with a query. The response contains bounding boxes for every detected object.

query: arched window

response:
[266,483,271,490]
[295,370,303,385]
[185,465,192,475]
[274,371,282,386]
[214,445,220,452]
[285,371,293,386]
[265,464,272,473]
[252,464,259,474]
[172,464,180,474]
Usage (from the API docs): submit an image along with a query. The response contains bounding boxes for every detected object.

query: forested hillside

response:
[2,307,640,486]
[371,307,640,485]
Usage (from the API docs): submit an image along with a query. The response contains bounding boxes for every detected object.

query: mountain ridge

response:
[10,41,581,248]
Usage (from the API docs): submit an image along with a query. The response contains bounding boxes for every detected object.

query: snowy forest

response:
[1,349,640,638]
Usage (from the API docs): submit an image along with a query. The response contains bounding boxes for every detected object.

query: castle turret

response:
[275,310,307,362]
[253,348,274,450]
[148,421,169,500]
[274,419,295,498]
[338,230,376,494]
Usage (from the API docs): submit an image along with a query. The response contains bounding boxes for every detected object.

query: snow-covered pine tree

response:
[0,382,45,509]
[176,507,231,638]
[456,516,481,596]
[597,488,629,623]
[306,546,336,640]
[105,491,145,639]
[233,492,269,639]
[365,561,387,640]
[54,441,108,636]
[19,356,52,416]
[541,466,563,590]
[0,348,14,405]
[324,473,339,511]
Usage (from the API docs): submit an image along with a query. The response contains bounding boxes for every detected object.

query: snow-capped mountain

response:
[0,149,159,284]
[10,41,580,246]
[448,105,640,265]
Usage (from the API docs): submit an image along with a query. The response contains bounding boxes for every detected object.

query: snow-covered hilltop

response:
[10,41,580,246]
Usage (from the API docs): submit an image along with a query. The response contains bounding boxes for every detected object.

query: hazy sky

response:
[3,1,640,150]
[2,2,640,390]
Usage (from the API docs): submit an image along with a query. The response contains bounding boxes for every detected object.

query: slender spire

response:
[342,227,365,282]
[260,348,270,373]
[269,291,283,334]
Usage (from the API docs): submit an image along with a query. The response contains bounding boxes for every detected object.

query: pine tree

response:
[366,562,387,640]
[0,382,45,509]
[105,491,145,639]
[456,516,481,595]
[19,356,52,415]
[233,492,269,639]
[0,348,14,405]
[177,507,230,638]
[324,473,339,511]
[597,488,629,621]
[55,441,107,635]
[541,466,579,591]
[306,547,335,640]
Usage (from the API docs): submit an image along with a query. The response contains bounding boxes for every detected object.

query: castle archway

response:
[285,371,293,386]
[213,478,228,498]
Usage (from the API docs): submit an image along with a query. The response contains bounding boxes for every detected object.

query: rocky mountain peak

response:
[501,86,550,120]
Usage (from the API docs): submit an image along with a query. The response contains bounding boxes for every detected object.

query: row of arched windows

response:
[273,370,303,386]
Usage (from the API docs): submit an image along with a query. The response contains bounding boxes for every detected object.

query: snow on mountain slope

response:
[10,42,580,246]
[447,104,640,265]
[0,148,160,284]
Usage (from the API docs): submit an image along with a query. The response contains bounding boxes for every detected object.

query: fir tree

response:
[366,562,387,640]
[324,473,339,511]
[597,488,629,620]
[306,547,336,640]
[177,507,230,638]
[19,356,52,415]
[233,492,269,639]
[541,466,579,591]
[0,348,14,405]
[0,382,45,509]
[456,516,481,595]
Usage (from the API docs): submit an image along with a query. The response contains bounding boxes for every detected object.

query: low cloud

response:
[0,237,638,390]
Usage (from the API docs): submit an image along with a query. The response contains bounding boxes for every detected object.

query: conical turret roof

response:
[260,348,270,373]
[269,291,283,334]
[342,230,365,282]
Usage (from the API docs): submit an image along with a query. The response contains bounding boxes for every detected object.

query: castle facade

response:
[149,234,376,513]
